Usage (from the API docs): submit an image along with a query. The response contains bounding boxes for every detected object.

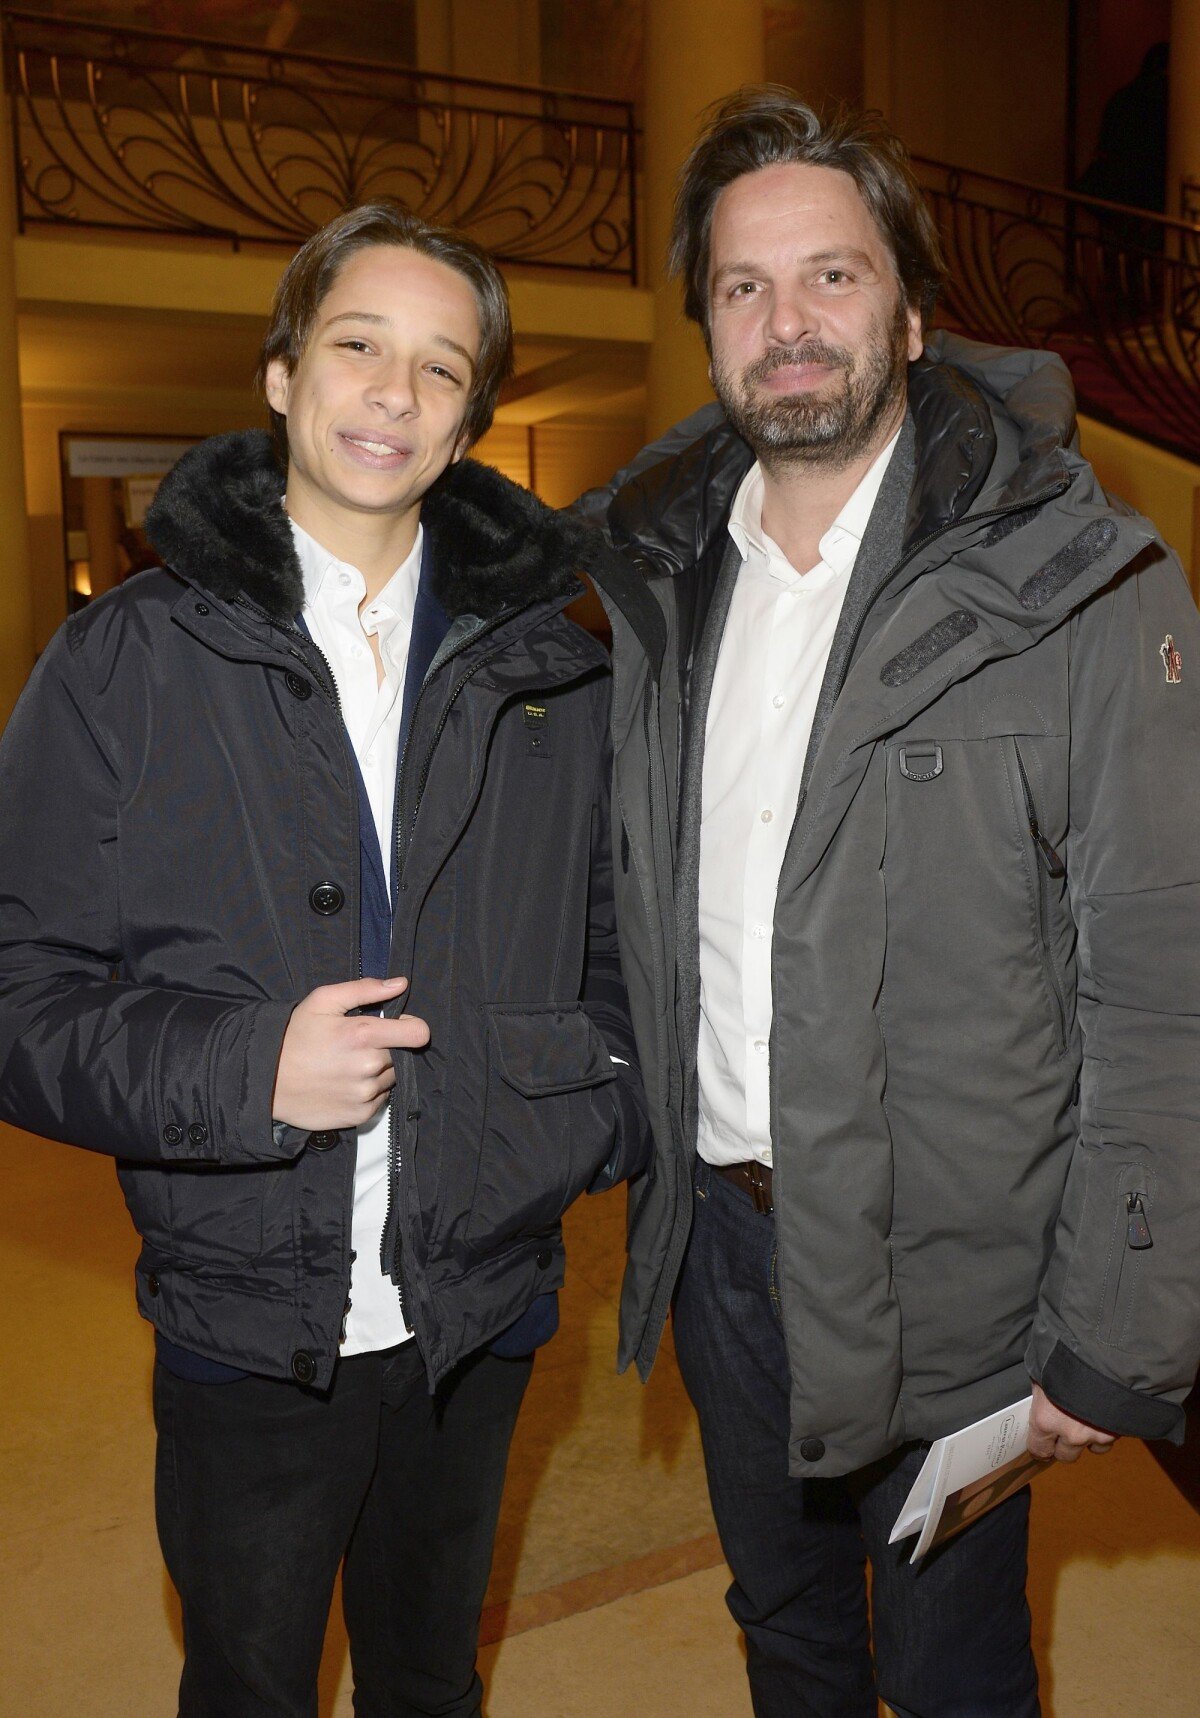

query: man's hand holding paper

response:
[1026,1383,1119,1464]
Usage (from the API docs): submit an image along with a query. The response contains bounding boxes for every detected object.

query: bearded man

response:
[583,90,1200,1717]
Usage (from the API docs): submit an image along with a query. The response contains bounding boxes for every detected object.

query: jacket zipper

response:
[234,594,343,718]
[234,595,365,1341]
[1013,742,1066,880]
[628,657,704,1373]
[286,626,364,994]
[1126,1192,1153,1249]
[379,630,506,1302]
[380,653,497,1307]
[1104,1188,1152,1345]
[1012,740,1068,1050]
[294,633,342,715]
[377,604,549,1306]
[401,658,489,865]
[628,681,674,1118]
[300,626,365,1345]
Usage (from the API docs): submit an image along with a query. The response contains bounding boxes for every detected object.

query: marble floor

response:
[3,1123,1199,1717]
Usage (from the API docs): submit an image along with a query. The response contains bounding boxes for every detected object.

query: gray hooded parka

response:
[592,333,1200,1478]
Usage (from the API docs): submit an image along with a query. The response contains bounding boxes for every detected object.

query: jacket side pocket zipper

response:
[1126,1192,1153,1250]
[1101,1183,1152,1347]
[1013,741,1065,879]
[1012,740,1068,1051]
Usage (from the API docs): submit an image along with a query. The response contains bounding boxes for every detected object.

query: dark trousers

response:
[673,1163,1041,1718]
[153,1341,532,1718]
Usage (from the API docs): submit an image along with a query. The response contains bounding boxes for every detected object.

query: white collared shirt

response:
[696,434,898,1169]
[292,516,423,1353]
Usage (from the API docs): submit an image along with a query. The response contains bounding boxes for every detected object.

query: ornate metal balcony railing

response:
[3,9,637,277]
[914,156,1200,463]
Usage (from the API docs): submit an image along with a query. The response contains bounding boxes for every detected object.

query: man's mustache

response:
[743,343,852,386]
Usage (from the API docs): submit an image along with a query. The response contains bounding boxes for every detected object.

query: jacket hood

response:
[145,428,594,625]
[917,328,1079,516]
[605,331,1087,578]
[923,328,1078,461]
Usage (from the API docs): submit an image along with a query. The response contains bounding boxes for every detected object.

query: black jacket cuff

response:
[1038,1341,1186,1444]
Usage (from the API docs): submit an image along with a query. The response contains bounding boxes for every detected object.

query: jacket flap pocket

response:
[974,691,1060,739]
[489,1004,617,1097]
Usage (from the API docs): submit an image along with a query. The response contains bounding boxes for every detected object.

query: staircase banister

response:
[1,7,635,120]
[912,153,1200,241]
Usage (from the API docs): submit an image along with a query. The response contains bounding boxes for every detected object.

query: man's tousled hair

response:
[256,200,514,463]
[670,86,947,342]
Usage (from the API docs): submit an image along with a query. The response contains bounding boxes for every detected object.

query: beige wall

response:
[414,0,542,83]
[0,97,33,724]
[766,0,865,109]
[1169,0,1200,220]
[1079,413,1200,603]
[473,416,645,632]
[642,0,765,435]
[866,0,1070,186]
[474,417,643,507]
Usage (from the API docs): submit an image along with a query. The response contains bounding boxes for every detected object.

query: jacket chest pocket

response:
[465,1003,617,1255]
[881,728,1072,1060]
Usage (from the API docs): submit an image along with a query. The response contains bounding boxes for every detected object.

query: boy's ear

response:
[451,420,473,465]
[264,356,291,416]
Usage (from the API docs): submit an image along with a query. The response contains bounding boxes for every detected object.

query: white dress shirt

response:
[696,434,898,1168]
[292,516,422,1353]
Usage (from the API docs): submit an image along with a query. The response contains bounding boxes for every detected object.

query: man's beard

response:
[711,297,911,472]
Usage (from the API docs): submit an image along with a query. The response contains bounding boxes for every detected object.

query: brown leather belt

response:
[714,1160,773,1214]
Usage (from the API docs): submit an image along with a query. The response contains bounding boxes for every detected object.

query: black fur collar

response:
[145,428,590,624]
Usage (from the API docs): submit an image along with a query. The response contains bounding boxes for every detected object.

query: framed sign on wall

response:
[59,433,201,613]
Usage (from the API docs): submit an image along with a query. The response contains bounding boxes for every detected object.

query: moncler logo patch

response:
[1160,634,1183,684]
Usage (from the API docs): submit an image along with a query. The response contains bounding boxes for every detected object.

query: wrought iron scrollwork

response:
[4,9,637,278]
[914,156,1200,463]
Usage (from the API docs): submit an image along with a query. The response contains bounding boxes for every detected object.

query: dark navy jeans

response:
[673,1162,1041,1718]
[154,1341,532,1718]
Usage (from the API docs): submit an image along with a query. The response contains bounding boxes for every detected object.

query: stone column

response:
[1168,0,1200,221]
[0,94,34,727]
[642,0,765,436]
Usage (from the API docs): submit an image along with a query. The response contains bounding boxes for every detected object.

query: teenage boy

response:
[0,201,649,1718]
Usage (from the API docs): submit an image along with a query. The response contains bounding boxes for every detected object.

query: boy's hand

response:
[272,976,430,1130]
